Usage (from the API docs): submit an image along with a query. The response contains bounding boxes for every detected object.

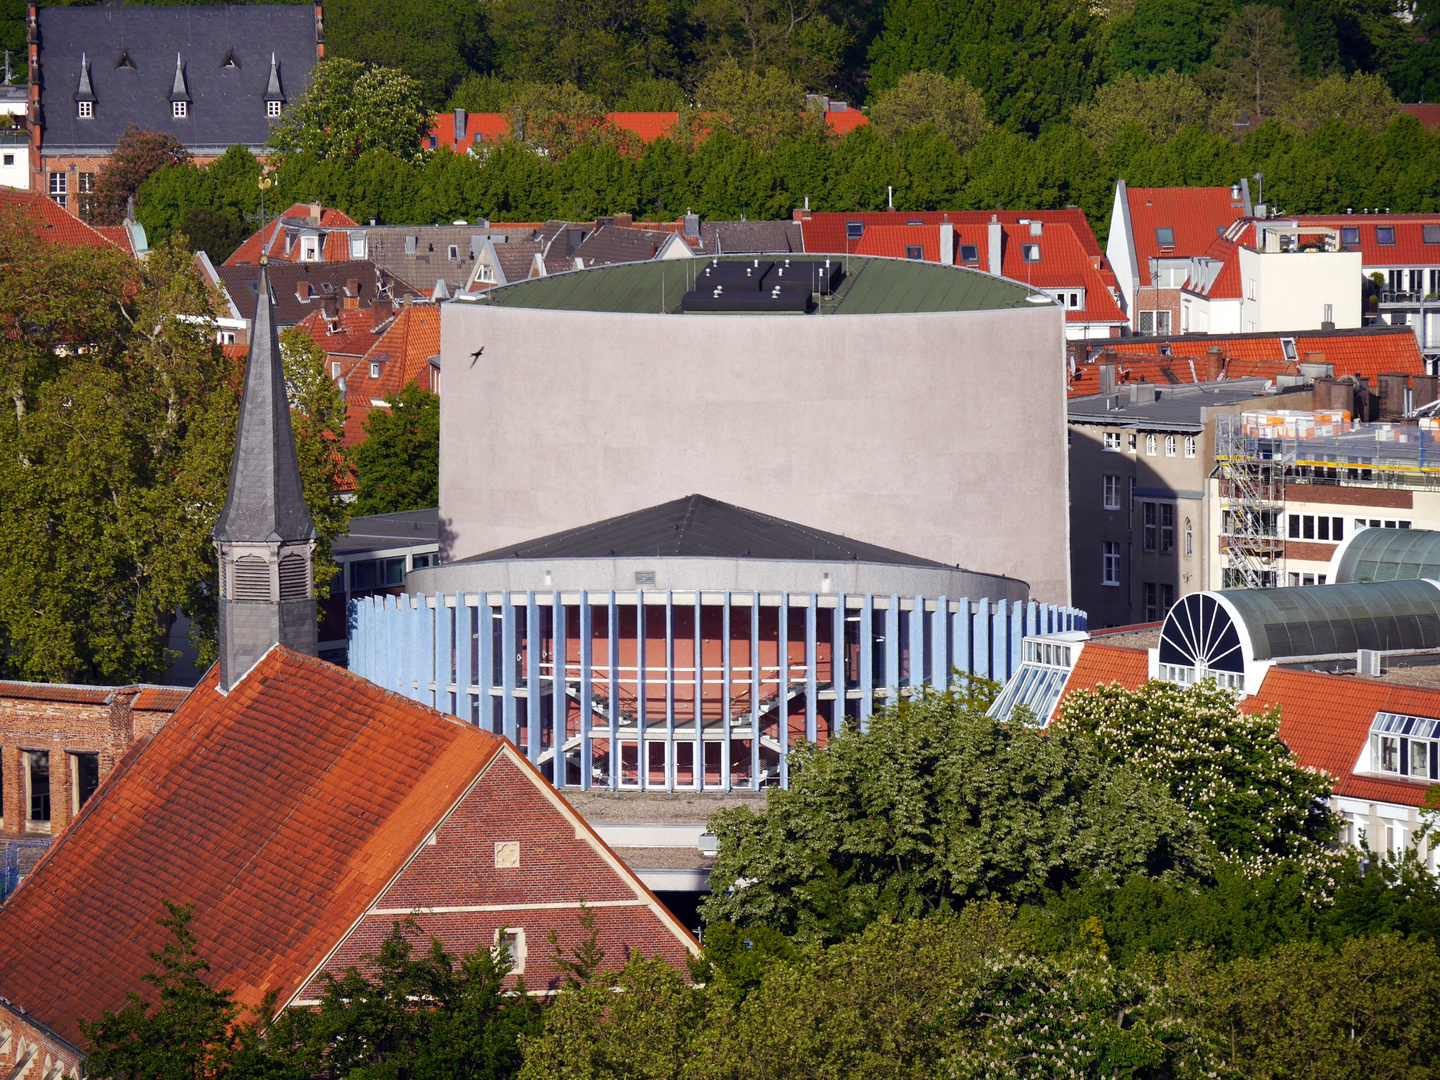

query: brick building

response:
[0,682,185,840]
[0,647,698,1073]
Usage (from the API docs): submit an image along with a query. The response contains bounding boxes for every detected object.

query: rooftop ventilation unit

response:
[1358,648,1382,676]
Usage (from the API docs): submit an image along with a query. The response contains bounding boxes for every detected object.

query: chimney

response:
[1414,375,1438,411]
[1206,344,1224,380]
[1298,351,1333,380]
[321,295,338,318]
[296,281,311,301]
[308,202,322,225]
[370,298,393,328]
[939,221,954,266]
[1129,382,1158,404]
[1098,363,1117,397]
[683,211,700,239]
[1378,373,1409,419]
[987,215,1002,276]
[612,212,633,227]
[1355,377,1374,422]
[453,107,467,143]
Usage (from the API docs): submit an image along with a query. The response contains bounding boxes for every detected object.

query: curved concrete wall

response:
[438,301,1070,604]
[407,556,1029,604]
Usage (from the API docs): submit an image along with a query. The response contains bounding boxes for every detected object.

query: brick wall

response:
[301,749,696,999]
[0,1003,84,1079]
[0,685,185,839]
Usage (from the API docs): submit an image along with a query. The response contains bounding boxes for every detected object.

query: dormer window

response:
[170,53,190,119]
[173,100,187,119]
[267,100,282,118]
[1369,711,1440,780]
[75,53,96,118]
[78,101,92,119]
[265,53,285,119]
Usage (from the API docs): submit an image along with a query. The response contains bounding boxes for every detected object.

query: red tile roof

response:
[798,208,1103,257]
[1290,213,1440,268]
[1401,103,1440,130]
[1244,667,1439,806]
[1053,643,1150,718]
[0,191,131,252]
[0,681,113,704]
[823,107,869,135]
[608,111,681,141]
[1124,186,1248,286]
[128,686,190,712]
[224,204,361,267]
[340,304,440,448]
[854,223,940,260]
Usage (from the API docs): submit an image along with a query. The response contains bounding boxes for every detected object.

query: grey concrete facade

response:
[438,302,1071,604]
[408,555,1029,603]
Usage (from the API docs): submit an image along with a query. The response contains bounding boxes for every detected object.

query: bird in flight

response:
[470,346,484,366]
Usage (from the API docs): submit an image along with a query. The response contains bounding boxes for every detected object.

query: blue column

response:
[526,592,541,763]
[501,594,516,744]
[454,595,471,723]
[748,594,759,790]
[932,596,949,689]
[580,593,593,788]
[382,595,397,692]
[697,592,706,793]
[664,592,675,792]
[477,596,493,731]
[637,593,647,789]
[885,597,900,696]
[434,594,452,714]
[804,598,817,743]
[832,598,845,731]
[607,591,619,791]
[973,600,990,681]
[909,597,924,689]
[552,592,565,787]
[771,593,787,796]
[1008,600,1024,681]
[859,593,874,729]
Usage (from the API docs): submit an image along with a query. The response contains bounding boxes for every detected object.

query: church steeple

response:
[213,258,318,691]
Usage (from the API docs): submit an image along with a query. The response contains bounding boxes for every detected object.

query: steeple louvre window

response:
[278,554,310,600]
[232,556,271,601]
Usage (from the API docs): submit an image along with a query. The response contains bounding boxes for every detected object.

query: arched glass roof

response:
[1331,528,1440,584]
[1159,579,1440,667]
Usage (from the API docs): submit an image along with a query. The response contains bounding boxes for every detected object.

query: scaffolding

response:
[1215,414,1287,589]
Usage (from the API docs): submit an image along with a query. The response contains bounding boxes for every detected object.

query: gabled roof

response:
[214,261,422,326]
[293,307,381,358]
[0,190,130,252]
[224,204,361,266]
[798,209,1103,258]
[699,219,804,254]
[1052,642,1150,718]
[1291,213,1440,266]
[0,648,506,1045]
[35,5,318,153]
[1244,667,1440,806]
[1124,186,1248,286]
[336,304,440,448]
[461,493,953,567]
[572,224,676,267]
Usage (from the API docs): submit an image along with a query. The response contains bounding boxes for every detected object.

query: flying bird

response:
[469,346,484,366]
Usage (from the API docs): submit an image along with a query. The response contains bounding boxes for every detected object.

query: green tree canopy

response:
[325,0,488,110]
[86,126,191,226]
[867,69,993,153]
[267,58,432,166]
[1207,4,1302,119]
[1071,70,1214,147]
[688,58,817,150]
[351,382,439,517]
[1109,0,1233,76]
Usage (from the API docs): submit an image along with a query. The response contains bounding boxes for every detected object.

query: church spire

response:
[213,259,318,691]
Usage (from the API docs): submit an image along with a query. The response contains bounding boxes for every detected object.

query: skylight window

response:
[959,244,979,263]
[904,245,923,260]
[1022,243,1040,262]
[845,221,863,239]
[1376,225,1396,245]
[1341,225,1360,245]
[1156,226,1175,247]
[906,219,923,226]
[1425,225,1440,245]
[1281,337,1298,362]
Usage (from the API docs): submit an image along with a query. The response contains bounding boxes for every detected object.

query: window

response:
[1145,434,1157,456]
[1144,583,1174,621]
[1369,711,1440,781]
[1185,518,1193,556]
[428,135,438,149]
[331,361,341,378]
[1021,243,1040,262]
[1355,517,1410,530]
[48,171,67,208]
[1377,225,1396,245]
[448,244,460,260]
[1165,435,1177,457]
[1425,225,1440,245]
[173,100,187,118]
[1103,431,1121,451]
[959,244,979,263]
[71,753,99,814]
[1160,504,1174,552]
[349,557,406,589]
[1144,502,1158,551]
[494,928,526,973]
[1103,474,1121,509]
[1102,542,1120,585]
[2,155,12,167]
[77,100,92,118]
[216,331,235,345]
[1138,310,1171,334]
[1289,514,1344,541]
[78,173,94,193]
[1155,226,1175,247]
[1129,433,1138,453]
[26,751,49,826]
[349,232,366,259]
[267,99,282,118]
[299,236,318,262]
[1341,225,1360,246]
[370,361,380,379]
[904,245,923,260]
[1280,337,1297,362]
[1184,436,1196,458]
[845,221,863,239]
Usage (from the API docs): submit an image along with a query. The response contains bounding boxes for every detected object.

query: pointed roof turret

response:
[75,53,94,102]
[170,52,189,101]
[213,259,317,544]
[265,51,283,102]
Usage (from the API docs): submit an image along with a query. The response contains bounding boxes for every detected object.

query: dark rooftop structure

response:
[333,508,440,558]
[35,4,320,155]
[1067,378,1289,431]
[1332,528,1440,585]
[461,494,953,567]
[698,219,804,254]
[466,255,1048,315]
[214,261,423,327]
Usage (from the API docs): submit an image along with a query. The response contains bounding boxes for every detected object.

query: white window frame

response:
[1103,431,1121,452]
[1184,436,1196,458]
[1102,542,1120,586]
[1145,434,1157,456]
[173,100,188,119]
[267,99,283,118]
[1165,435,1177,457]
[1103,474,1121,510]
[77,101,92,119]
[493,927,526,974]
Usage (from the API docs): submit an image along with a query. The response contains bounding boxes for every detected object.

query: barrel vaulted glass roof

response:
[1332,528,1440,584]
[467,255,1046,315]
[1159,579,1440,671]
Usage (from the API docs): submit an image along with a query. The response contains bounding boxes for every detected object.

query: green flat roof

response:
[463,255,1049,315]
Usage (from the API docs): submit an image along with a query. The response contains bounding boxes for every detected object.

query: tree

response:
[177,209,249,263]
[692,0,849,89]
[867,70,992,154]
[1278,71,1400,136]
[1109,0,1233,76]
[325,0,489,110]
[267,58,431,166]
[867,0,1106,133]
[1055,680,1339,865]
[86,126,190,226]
[1071,71,1214,147]
[688,58,818,151]
[81,901,261,1080]
[351,382,438,516]
[701,686,1209,943]
[1207,4,1302,120]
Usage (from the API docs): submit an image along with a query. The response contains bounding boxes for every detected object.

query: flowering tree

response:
[268,58,431,165]
[1055,680,1338,865]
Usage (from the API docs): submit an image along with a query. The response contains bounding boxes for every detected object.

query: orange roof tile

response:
[854,223,940,260]
[824,108,869,135]
[224,204,361,267]
[1053,643,1150,718]
[1125,186,1247,286]
[0,648,508,1045]
[340,305,439,448]
[0,191,130,253]
[1401,103,1440,130]
[1244,667,1440,806]
[1290,213,1440,269]
[1101,327,1424,384]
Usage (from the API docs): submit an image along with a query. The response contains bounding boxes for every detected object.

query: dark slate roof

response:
[215,261,422,327]
[700,220,804,254]
[364,226,540,295]
[332,509,439,556]
[36,5,318,153]
[572,225,673,267]
[461,495,950,566]
[213,261,317,544]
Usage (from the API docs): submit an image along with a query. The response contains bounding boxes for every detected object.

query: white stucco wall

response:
[1240,248,1363,332]
[438,300,1072,604]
